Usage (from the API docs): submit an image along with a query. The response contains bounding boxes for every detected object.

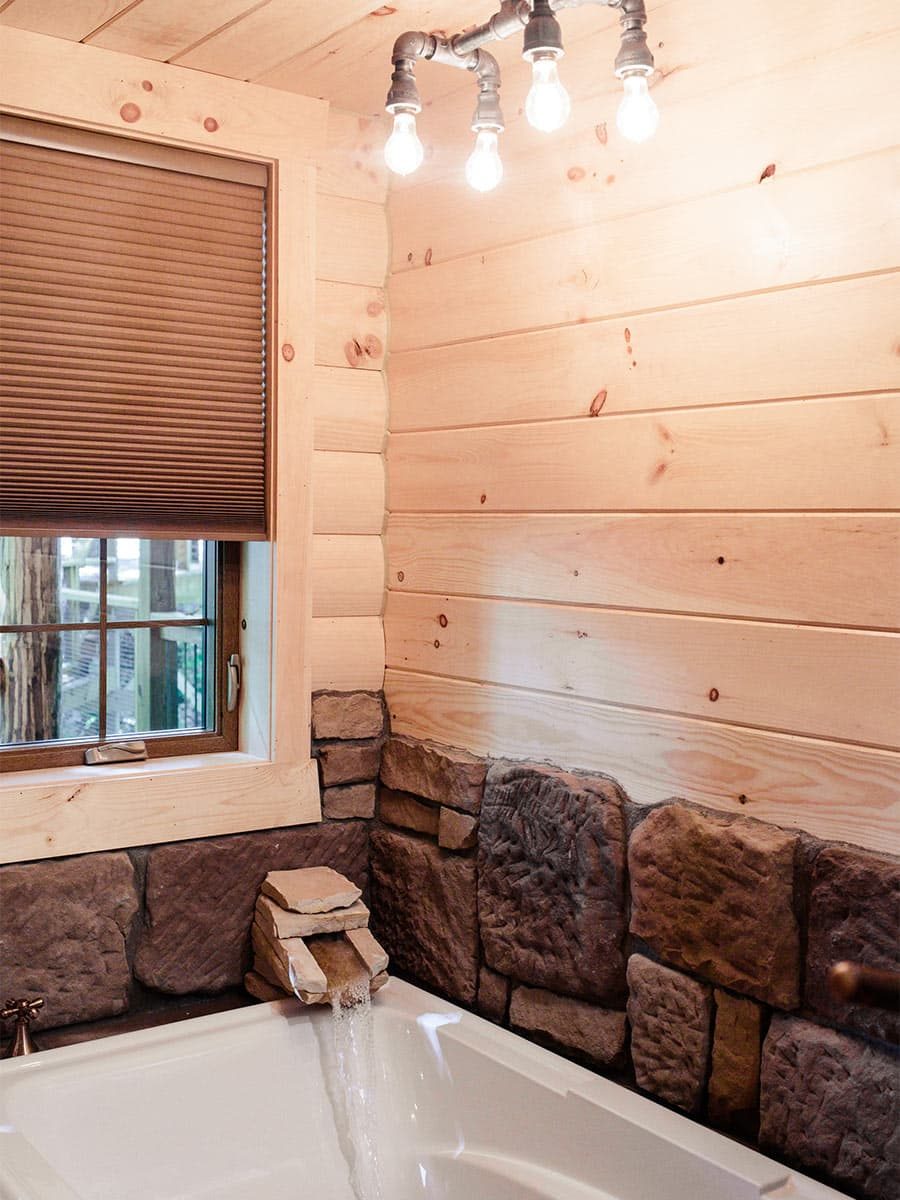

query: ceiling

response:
[0,0,613,117]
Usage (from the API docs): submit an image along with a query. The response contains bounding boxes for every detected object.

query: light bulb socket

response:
[472,86,504,133]
[386,62,422,114]
[523,0,564,61]
[613,0,655,78]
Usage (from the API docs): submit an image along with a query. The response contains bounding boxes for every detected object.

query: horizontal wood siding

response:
[384,2,900,851]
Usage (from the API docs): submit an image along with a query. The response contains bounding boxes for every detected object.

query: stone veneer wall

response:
[370,735,900,1200]
[0,691,385,1043]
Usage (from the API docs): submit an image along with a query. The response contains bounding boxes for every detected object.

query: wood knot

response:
[589,389,608,416]
[141,80,153,92]
[438,614,448,628]
[366,300,384,317]
[708,688,720,702]
[204,117,220,133]
[424,247,433,266]
[119,102,141,124]
[738,793,749,805]
[759,162,776,182]
[281,343,295,361]
[595,122,608,145]
[344,339,364,367]
[372,5,397,14]
[480,494,487,505]
[363,334,382,358]
[396,571,405,582]
[567,166,586,182]
[433,639,441,649]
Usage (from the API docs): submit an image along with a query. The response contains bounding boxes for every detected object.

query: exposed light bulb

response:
[465,128,503,193]
[384,110,424,176]
[616,73,659,143]
[525,56,571,133]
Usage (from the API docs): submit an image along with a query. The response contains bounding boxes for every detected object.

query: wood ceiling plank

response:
[85,0,264,60]
[0,0,133,40]
[172,0,379,81]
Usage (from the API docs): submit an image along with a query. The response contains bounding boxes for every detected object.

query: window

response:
[0,537,239,770]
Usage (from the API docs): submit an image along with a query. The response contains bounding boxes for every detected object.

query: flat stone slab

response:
[322,783,376,820]
[312,691,384,741]
[345,927,389,978]
[370,827,478,1005]
[760,1015,900,1200]
[261,866,362,914]
[0,852,139,1031]
[380,735,486,814]
[251,922,328,995]
[629,804,800,1008]
[479,764,627,1002]
[255,894,369,942]
[379,787,440,836]
[627,954,712,1115]
[438,807,477,851]
[318,741,382,786]
[708,989,762,1134]
[805,844,900,1044]
[510,985,627,1068]
[134,822,368,994]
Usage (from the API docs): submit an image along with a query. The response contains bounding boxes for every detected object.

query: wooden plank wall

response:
[384,0,900,853]
[311,107,387,692]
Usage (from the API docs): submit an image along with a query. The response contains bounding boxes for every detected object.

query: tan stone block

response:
[251,921,328,995]
[346,927,389,978]
[318,741,381,786]
[323,783,376,820]
[380,736,486,814]
[244,970,286,1002]
[255,894,369,941]
[510,985,627,1068]
[709,990,762,1133]
[380,787,440,836]
[312,692,384,740]
[371,971,389,995]
[261,866,362,913]
[438,807,478,851]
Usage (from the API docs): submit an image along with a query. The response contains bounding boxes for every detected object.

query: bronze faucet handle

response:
[1,997,44,1023]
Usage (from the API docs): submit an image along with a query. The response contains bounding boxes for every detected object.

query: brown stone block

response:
[438,807,477,851]
[312,691,384,741]
[477,965,510,1024]
[479,764,627,1002]
[708,989,762,1134]
[627,954,712,1115]
[323,783,376,820]
[629,804,800,1008]
[380,735,486,814]
[0,852,138,1031]
[379,787,440,837]
[318,741,381,786]
[134,822,368,994]
[510,985,627,1069]
[805,844,900,1045]
[370,827,478,1005]
[760,1015,900,1200]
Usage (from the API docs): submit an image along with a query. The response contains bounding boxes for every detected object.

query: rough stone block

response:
[261,866,361,914]
[805,845,900,1045]
[370,827,478,1005]
[510,985,627,1069]
[0,852,138,1031]
[627,954,713,1115]
[629,804,800,1008]
[312,691,384,741]
[478,764,627,1002]
[438,807,477,851]
[318,741,381,786]
[322,783,376,820]
[134,821,368,994]
[244,970,285,1002]
[255,894,369,941]
[708,990,762,1134]
[379,787,440,837]
[251,922,327,994]
[346,927,389,978]
[760,1015,900,1200]
[380,735,486,814]
[477,965,510,1024]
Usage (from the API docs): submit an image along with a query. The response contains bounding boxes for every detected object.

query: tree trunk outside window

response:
[0,538,60,744]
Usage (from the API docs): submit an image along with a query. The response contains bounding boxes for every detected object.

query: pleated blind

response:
[0,119,269,540]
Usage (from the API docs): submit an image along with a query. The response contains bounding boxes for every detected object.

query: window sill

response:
[1,752,321,863]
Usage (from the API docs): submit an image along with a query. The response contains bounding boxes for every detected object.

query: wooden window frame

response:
[0,28,327,863]
[1,541,241,773]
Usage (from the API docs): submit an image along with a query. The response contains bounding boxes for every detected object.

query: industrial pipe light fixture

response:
[384,0,658,192]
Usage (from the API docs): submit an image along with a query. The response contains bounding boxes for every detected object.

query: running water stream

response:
[296,936,384,1200]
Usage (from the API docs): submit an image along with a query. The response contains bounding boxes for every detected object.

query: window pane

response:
[0,537,100,625]
[107,539,208,623]
[1,629,100,745]
[107,626,209,737]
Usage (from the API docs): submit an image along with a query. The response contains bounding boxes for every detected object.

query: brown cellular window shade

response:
[0,118,269,541]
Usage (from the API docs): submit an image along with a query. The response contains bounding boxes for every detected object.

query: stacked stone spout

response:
[244,866,389,1006]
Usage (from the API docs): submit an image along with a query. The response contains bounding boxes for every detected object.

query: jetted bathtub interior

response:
[0,979,848,1200]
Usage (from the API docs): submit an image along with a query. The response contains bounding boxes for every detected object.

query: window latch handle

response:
[226,653,242,713]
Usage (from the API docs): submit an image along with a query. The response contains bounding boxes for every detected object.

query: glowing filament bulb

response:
[526,56,571,133]
[616,74,659,143]
[384,110,424,176]
[465,128,503,192]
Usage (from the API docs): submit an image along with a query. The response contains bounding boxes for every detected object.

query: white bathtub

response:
[0,979,847,1200]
